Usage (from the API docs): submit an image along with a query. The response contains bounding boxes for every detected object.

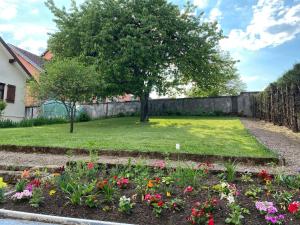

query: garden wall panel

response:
[25,92,258,119]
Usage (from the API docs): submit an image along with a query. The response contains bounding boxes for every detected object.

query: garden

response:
[0,158,299,225]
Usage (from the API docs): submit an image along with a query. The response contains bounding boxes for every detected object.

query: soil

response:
[1,174,299,225]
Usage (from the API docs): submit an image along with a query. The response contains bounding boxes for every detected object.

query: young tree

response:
[31,58,99,133]
[46,0,238,122]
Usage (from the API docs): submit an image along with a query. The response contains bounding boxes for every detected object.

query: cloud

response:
[18,38,47,54]
[209,7,222,21]
[0,0,18,20]
[30,8,39,15]
[193,0,209,9]
[220,0,300,51]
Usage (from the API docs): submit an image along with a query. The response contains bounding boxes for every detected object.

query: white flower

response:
[227,195,235,204]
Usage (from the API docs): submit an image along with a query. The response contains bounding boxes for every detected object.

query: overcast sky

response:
[1,0,300,92]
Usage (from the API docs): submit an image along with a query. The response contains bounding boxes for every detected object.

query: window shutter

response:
[6,85,16,103]
[0,83,4,100]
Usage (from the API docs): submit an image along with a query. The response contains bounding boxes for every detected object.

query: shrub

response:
[76,111,91,122]
[0,117,67,129]
[0,101,6,117]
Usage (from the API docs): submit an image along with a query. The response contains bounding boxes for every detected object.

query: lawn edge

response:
[0,145,283,166]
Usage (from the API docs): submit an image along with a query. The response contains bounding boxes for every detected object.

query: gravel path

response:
[241,118,300,173]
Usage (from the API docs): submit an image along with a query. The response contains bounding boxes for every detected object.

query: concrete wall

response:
[149,96,235,116]
[26,92,259,119]
[0,44,27,121]
[79,92,258,119]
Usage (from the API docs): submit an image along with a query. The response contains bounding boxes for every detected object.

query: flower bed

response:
[0,161,299,225]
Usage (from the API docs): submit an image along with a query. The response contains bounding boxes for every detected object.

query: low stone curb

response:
[0,209,135,225]
[0,145,281,166]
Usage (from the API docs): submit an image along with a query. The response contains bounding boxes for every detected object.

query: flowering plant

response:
[255,201,285,224]
[288,201,300,218]
[117,177,129,189]
[0,177,7,203]
[144,193,166,217]
[118,196,134,214]
[184,186,194,194]
[187,198,217,225]
[258,170,272,183]
[213,182,238,204]
[11,189,32,201]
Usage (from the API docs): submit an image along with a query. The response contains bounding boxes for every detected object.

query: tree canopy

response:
[46,0,240,121]
[31,58,99,133]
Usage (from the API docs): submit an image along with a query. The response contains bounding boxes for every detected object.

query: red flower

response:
[208,215,214,225]
[113,175,118,180]
[157,201,164,207]
[184,186,194,194]
[258,170,272,181]
[87,162,94,170]
[288,201,300,214]
[30,179,41,187]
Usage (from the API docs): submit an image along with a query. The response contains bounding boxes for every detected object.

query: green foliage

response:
[15,180,27,192]
[0,101,6,117]
[46,0,238,122]
[118,196,134,214]
[224,161,237,182]
[170,166,205,188]
[0,117,67,129]
[225,203,250,225]
[76,111,91,122]
[29,188,44,208]
[240,173,254,183]
[0,189,4,203]
[273,191,293,210]
[187,72,246,97]
[85,194,100,208]
[30,58,100,133]
[244,186,262,199]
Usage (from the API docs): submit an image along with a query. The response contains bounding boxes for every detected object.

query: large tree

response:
[31,58,99,133]
[46,0,238,122]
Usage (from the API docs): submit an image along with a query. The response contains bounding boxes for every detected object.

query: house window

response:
[6,85,16,103]
[0,83,4,100]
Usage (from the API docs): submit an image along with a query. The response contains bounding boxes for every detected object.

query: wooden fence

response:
[252,84,300,132]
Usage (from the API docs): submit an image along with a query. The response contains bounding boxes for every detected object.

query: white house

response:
[0,37,41,121]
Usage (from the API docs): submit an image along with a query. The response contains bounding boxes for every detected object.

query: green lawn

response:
[0,117,275,158]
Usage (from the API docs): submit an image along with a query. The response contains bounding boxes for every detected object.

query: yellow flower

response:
[49,189,56,196]
[0,177,7,189]
[166,192,171,197]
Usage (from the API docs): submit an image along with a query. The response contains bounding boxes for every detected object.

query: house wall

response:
[0,45,27,121]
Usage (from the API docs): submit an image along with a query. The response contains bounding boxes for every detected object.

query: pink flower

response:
[153,160,166,169]
[184,186,193,194]
[154,194,162,200]
[117,177,129,188]
[144,194,152,201]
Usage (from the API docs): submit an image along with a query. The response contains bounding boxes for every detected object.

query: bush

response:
[76,111,91,122]
[0,101,6,117]
[0,117,67,129]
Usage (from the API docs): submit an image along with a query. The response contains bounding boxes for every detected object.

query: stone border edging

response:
[0,145,282,166]
[0,209,135,225]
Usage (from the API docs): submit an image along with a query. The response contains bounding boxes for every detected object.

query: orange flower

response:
[147,180,154,188]
[21,170,30,179]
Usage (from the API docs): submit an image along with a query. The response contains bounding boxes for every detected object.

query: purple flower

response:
[267,206,278,214]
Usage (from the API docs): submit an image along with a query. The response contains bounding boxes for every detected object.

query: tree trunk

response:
[70,106,74,133]
[140,92,150,122]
